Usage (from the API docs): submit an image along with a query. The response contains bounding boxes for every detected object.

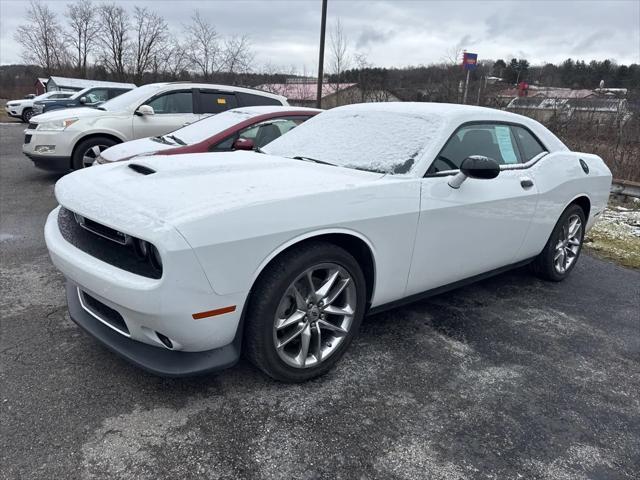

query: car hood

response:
[55,151,384,233]
[32,106,107,122]
[100,137,176,162]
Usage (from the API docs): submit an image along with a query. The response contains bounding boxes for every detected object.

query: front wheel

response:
[21,108,33,123]
[244,242,366,382]
[531,204,586,281]
[72,137,117,169]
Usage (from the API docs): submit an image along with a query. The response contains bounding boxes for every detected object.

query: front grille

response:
[58,207,162,279]
[27,122,37,130]
[24,134,32,144]
[80,290,129,334]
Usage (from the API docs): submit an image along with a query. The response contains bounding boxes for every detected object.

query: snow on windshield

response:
[170,109,259,144]
[263,108,444,174]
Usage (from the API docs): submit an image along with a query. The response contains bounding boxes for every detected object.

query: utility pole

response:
[462,69,470,104]
[316,0,328,109]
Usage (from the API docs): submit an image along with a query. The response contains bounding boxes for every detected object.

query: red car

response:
[95,106,321,164]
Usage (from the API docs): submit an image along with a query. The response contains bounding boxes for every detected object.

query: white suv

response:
[5,91,73,122]
[23,83,288,171]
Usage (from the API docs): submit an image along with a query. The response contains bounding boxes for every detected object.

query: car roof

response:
[145,82,289,102]
[226,106,322,115]
[330,102,568,152]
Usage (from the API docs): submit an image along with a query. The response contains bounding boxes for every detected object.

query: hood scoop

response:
[128,163,156,175]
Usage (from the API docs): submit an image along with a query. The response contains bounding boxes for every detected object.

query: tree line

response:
[14,0,254,85]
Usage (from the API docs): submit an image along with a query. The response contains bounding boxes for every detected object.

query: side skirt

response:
[366,257,535,316]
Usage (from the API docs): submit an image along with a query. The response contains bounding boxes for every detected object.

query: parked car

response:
[24,82,289,171]
[44,103,611,382]
[32,85,134,116]
[5,91,74,122]
[94,106,320,166]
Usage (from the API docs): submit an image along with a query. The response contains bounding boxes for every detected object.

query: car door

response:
[405,123,540,296]
[132,89,199,139]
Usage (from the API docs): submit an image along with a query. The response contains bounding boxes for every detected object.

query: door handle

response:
[520,178,534,189]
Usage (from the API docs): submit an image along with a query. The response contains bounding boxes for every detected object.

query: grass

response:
[584,198,640,270]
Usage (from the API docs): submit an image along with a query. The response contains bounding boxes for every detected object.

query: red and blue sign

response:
[462,52,478,70]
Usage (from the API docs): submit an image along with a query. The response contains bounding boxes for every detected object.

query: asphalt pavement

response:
[1,123,639,480]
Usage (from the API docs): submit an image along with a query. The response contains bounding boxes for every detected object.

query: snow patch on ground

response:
[585,202,640,269]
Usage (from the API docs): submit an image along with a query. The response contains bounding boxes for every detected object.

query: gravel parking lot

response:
[1,122,639,480]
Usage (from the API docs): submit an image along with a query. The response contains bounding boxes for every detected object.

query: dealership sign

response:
[462,52,478,70]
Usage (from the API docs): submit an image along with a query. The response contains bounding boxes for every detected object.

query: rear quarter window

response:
[237,92,284,106]
[512,126,546,161]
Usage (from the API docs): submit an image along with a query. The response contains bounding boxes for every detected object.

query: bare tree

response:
[66,0,100,76]
[131,6,168,83]
[328,19,350,105]
[183,10,220,80]
[222,35,254,83]
[153,35,190,80]
[97,3,130,81]
[14,0,67,73]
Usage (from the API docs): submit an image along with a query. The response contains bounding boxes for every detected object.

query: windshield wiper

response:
[166,134,186,145]
[151,136,172,145]
[291,155,336,167]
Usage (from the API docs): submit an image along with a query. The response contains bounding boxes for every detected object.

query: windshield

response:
[97,84,157,111]
[262,108,444,174]
[167,109,260,144]
[69,88,92,100]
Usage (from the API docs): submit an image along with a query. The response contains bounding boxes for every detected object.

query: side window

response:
[209,134,237,152]
[85,89,109,104]
[198,91,238,114]
[148,91,193,114]
[240,121,289,148]
[237,92,283,106]
[108,89,129,99]
[512,126,546,161]
[430,124,522,173]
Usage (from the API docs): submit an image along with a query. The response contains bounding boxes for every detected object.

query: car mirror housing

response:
[136,105,155,116]
[448,156,500,189]
[79,96,87,104]
[232,138,255,151]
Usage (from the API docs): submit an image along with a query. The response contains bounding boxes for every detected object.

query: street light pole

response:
[316,0,328,109]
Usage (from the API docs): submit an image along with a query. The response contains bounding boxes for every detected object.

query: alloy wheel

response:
[553,214,582,274]
[81,144,108,168]
[273,262,357,369]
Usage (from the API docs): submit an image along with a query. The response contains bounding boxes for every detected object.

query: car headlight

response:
[7,102,19,107]
[37,118,79,131]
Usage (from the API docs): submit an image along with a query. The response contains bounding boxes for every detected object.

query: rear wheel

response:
[531,204,586,281]
[72,137,117,169]
[244,242,366,382]
[21,108,33,123]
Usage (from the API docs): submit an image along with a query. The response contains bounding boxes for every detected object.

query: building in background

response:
[258,81,398,108]
[34,77,48,95]
[45,76,136,92]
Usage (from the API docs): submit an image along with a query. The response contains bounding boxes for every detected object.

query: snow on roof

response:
[230,105,322,114]
[508,96,627,112]
[36,77,48,85]
[257,83,357,101]
[47,76,136,89]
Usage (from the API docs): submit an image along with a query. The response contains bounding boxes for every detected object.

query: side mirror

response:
[448,156,500,189]
[232,137,255,151]
[79,96,87,104]
[135,105,155,116]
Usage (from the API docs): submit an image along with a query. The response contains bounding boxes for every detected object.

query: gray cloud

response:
[0,0,638,71]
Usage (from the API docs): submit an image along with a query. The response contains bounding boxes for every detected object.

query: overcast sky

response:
[0,0,638,72]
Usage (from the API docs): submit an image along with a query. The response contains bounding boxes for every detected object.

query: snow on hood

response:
[32,107,108,122]
[100,137,175,162]
[54,151,384,234]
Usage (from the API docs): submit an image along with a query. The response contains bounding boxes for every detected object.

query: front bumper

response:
[23,151,70,171]
[66,280,241,376]
[5,106,21,117]
[22,128,75,167]
[45,207,247,376]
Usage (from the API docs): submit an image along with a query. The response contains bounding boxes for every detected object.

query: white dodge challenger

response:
[45,103,612,382]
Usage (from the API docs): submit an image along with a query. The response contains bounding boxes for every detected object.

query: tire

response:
[244,241,367,382]
[72,137,117,169]
[21,108,33,123]
[531,203,586,282]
